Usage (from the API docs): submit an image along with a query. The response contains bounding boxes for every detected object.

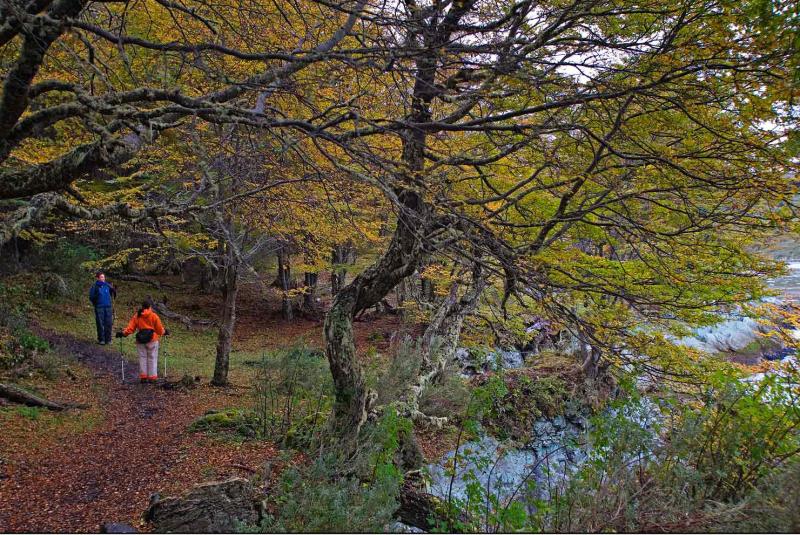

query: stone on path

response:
[145,478,263,533]
[100,522,138,533]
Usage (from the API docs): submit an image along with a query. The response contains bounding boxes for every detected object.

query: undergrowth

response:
[243,409,410,533]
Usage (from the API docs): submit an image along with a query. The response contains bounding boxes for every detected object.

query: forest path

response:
[0,327,274,533]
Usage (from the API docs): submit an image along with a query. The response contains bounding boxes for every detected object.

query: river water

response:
[414,259,800,531]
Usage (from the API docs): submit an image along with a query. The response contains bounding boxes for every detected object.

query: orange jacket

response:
[123,308,166,342]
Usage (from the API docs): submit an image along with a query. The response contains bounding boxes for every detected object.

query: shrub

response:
[481,371,568,441]
[376,336,422,405]
[188,408,260,441]
[17,331,49,353]
[430,368,800,533]
[251,410,409,533]
[28,351,61,380]
[719,458,800,532]
[192,348,332,446]
[40,241,99,277]
[419,369,472,419]
[0,299,28,333]
[255,455,401,533]
[252,346,332,449]
[544,369,800,532]
[0,293,54,375]
[34,240,100,298]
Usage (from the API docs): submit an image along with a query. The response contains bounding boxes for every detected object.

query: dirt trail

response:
[0,328,272,533]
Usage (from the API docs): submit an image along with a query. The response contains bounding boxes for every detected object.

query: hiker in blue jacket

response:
[89,271,117,345]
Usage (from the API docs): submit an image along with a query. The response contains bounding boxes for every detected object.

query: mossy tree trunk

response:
[322,0,477,450]
[323,191,429,453]
[400,265,486,423]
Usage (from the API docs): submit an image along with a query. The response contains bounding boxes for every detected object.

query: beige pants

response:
[136,340,159,378]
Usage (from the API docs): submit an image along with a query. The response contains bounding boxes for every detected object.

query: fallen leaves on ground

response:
[0,333,280,533]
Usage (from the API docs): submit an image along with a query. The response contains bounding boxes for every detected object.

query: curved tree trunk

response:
[322,0,473,451]
[323,191,428,453]
[399,266,486,424]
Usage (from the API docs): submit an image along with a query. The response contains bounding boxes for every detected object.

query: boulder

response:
[100,522,138,533]
[40,273,69,299]
[145,478,263,533]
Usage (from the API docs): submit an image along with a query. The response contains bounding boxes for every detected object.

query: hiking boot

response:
[97,341,106,345]
[139,374,148,384]
[147,375,158,383]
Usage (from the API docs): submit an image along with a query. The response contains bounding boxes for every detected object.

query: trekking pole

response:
[162,333,167,379]
[117,334,125,383]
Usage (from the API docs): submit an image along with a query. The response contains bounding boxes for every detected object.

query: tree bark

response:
[581,343,602,379]
[277,248,294,321]
[399,267,486,424]
[331,243,354,295]
[0,0,367,200]
[212,247,238,386]
[323,191,429,453]
[302,271,318,313]
[322,0,476,450]
[578,322,604,379]
[0,382,86,410]
[396,472,450,531]
[420,268,435,304]
[0,0,86,162]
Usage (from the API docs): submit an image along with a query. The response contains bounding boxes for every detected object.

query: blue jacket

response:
[89,280,116,307]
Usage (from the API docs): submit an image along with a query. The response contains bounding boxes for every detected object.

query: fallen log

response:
[150,300,216,329]
[112,273,175,290]
[0,382,87,410]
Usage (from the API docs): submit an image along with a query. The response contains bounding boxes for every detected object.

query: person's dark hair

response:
[137,300,153,317]
[95,270,104,278]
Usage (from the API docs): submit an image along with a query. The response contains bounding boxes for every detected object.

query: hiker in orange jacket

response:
[115,300,169,383]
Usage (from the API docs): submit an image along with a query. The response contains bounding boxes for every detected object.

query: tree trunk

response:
[331,243,354,295]
[396,473,452,531]
[399,267,486,424]
[0,0,86,162]
[579,324,603,379]
[581,344,602,379]
[323,191,428,453]
[331,246,344,295]
[0,382,86,410]
[323,12,454,450]
[212,249,238,386]
[302,271,318,313]
[277,248,294,321]
[420,266,435,304]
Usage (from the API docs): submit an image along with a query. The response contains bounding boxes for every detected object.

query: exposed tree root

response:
[396,471,451,531]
